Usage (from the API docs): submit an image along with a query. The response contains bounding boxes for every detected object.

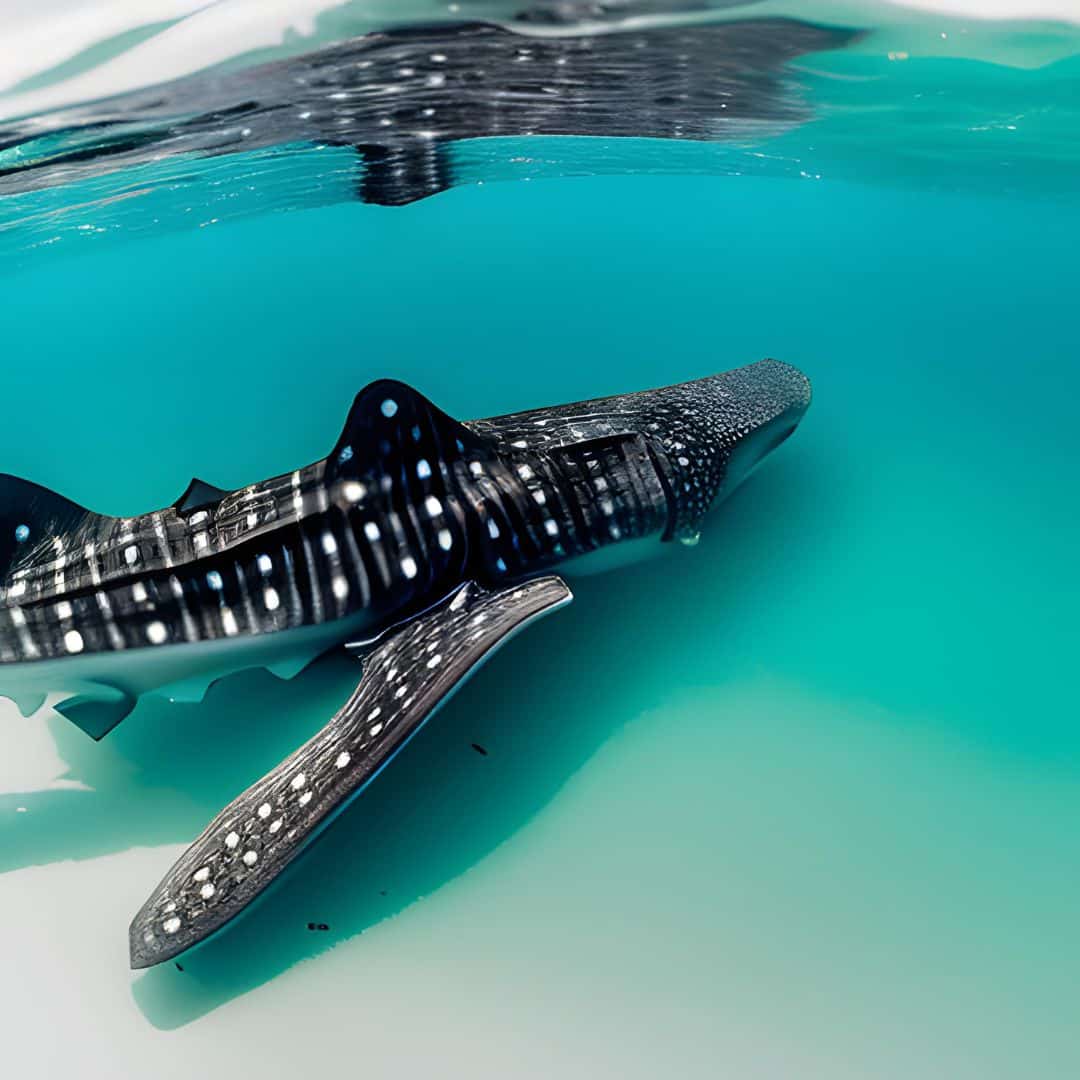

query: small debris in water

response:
[471,743,488,756]
[175,963,184,972]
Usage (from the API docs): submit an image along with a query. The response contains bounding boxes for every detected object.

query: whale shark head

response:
[646,358,812,543]
[465,358,811,554]
[464,360,812,570]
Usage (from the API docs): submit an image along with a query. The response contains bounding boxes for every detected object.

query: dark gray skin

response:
[0,16,858,205]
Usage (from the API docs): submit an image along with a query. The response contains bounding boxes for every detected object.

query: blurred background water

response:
[1,2,1078,1077]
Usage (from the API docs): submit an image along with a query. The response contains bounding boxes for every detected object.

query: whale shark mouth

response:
[648,371,810,540]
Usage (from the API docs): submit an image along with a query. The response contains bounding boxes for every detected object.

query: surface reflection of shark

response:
[0,16,858,206]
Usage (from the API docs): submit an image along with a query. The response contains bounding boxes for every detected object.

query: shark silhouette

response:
[0,361,811,965]
[0,16,857,206]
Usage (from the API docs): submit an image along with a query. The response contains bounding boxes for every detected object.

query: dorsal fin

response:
[354,142,455,206]
[174,477,228,514]
[0,473,89,580]
[327,379,485,482]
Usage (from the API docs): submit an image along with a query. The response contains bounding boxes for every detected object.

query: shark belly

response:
[0,609,377,732]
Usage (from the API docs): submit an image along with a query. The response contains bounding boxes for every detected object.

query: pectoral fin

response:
[129,574,572,969]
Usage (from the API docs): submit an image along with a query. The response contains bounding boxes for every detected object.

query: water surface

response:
[1,3,1078,1077]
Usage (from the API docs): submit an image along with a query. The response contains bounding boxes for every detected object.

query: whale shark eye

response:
[14,524,30,543]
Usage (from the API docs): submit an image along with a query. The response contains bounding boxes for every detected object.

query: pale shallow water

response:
[1,4,1078,1077]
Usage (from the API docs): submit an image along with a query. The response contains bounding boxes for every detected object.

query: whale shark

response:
[0,15,858,206]
[0,359,811,965]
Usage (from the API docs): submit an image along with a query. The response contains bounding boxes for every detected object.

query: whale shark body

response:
[0,360,811,965]
[0,16,857,206]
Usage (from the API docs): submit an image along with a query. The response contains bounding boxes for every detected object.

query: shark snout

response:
[645,358,811,543]
[710,358,811,503]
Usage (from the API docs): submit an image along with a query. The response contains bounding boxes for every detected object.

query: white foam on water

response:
[890,0,1080,17]
[0,695,90,795]
[1,0,208,94]
[0,0,361,122]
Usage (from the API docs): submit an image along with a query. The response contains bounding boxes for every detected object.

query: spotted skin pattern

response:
[0,362,808,672]
[0,361,812,966]
[129,575,571,969]
[468,358,812,543]
[0,380,602,663]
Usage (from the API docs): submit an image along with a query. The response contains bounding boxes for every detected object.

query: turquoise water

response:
[2,8,1079,1077]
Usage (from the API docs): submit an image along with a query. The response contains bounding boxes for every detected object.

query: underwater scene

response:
[1,1,1078,1076]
